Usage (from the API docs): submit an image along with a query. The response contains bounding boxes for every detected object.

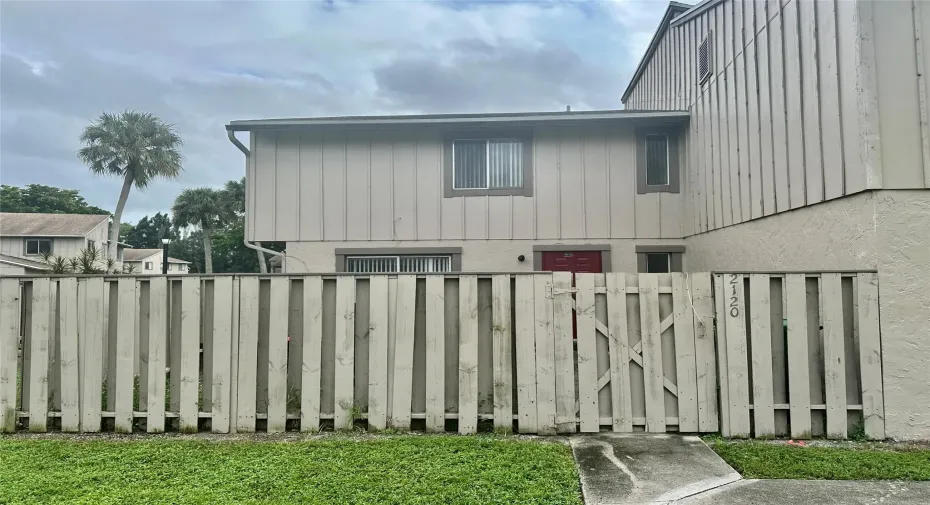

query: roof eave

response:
[620,2,694,104]
[226,110,691,131]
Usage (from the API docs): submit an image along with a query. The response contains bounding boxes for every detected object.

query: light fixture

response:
[161,238,170,245]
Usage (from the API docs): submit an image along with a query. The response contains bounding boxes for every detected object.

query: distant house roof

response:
[0,212,110,237]
[620,1,694,104]
[0,253,51,271]
[122,248,191,264]
[227,109,691,131]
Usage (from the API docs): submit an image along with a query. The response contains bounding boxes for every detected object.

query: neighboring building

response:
[0,254,50,276]
[227,0,928,438]
[122,248,191,275]
[0,213,129,273]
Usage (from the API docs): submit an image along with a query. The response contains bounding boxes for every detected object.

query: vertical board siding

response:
[8,273,881,438]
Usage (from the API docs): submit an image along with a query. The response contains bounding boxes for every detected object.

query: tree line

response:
[2,110,278,274]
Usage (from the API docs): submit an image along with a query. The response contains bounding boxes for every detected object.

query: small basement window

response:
[636,246,685,273]
[346,255,453,273]
[25,238,52,255]
[645,253,671,274]
[698,32,712,83]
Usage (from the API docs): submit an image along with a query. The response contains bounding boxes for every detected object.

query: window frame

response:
[635,245,685,273]
[636,127,680,194]
[444,129,533,197]
[144,262,153,270]
[644,133,671,187]
[336,247,463,272]
[24,238,53,256]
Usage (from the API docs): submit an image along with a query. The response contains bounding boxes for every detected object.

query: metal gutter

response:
[226,130,287,271]
[226,110,690,131]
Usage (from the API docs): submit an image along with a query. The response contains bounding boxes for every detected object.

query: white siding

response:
[247,124,685,242]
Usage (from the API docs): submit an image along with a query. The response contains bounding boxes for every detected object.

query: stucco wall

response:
[285,238,687,273]
[684,191,878,271]
[875,190,930,439]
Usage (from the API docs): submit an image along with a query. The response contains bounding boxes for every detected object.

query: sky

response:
[0,0,671,224]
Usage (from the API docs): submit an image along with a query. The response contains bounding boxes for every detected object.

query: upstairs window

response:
[645,134,670,186]
[145,262,154,270]
[637,128,679,194]
[444,131,533,197]
[698,33,712,83]
[25,238,52,255]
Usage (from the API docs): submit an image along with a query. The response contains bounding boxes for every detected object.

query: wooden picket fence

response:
[714,272,885,440]
[0,271,884,438]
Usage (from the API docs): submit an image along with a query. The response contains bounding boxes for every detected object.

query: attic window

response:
[698,33,712,83]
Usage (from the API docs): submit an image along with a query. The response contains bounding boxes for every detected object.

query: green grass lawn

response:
[708,439,930,480]
[0,435,581,505]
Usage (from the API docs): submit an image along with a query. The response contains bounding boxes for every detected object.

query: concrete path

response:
[571,434,741,504]
[570,434,930,505]
[676,479,930,504]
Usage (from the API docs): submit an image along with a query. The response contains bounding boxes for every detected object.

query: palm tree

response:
[221,177,267,273]
[172,187,228,273]
[79,111,183,260]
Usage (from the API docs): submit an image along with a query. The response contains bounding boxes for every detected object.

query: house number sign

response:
[728,274,740,318]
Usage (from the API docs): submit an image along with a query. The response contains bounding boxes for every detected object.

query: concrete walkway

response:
[570,434,930,505]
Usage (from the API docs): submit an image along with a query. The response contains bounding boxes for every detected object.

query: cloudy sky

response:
[1,0,669,224]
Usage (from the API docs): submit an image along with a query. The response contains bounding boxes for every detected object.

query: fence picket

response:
[333,277,356,430]
[748,274,775,437]
[458,275,479,434]
[575,274,599,433]
[691,273,718,432]
[713,274,730,436]
[267,278,290,433]
[147,277,168,433]
[515,276,538,433]
[671,273,698,432]
[27,278,51,432]
[785,274,812,439]
[722,274,751,437]
[58,278,80,432]
[79,278,105,432]
[0,279,21,433]
[639,274,665,432]
[178,278,200,433]
[236,277,260,432]
[301,276,324,432]
[424,276,445,432]
[856,273,884,439]
[491,275,513,431]
[534,274,557,435]
[605,273,632,432]
[551,271,576,433]
[113,279,136,433]
[367,276,389,430]
[211,277,234,433]
[820,273,847,439]
[390,275,416,430]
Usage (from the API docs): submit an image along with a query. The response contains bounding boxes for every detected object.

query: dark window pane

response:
[646,253,670,273]
[645,135,669,186]
[38,240,51,254]
[26,240,38,255]
[453,140,487,189]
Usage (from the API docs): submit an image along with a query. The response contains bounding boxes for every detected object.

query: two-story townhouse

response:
[227,0,928,438]
[122,249,191,275]
[0,213,130,274]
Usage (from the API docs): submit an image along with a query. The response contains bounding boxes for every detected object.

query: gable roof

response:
[0,213,110,237]
[621,1,694,104]
[123,248,191,264]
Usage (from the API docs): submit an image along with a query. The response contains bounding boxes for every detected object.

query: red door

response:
[540,251,602,340]
[540,251,603,273]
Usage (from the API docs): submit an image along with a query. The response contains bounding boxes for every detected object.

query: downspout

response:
[227,129,286,272]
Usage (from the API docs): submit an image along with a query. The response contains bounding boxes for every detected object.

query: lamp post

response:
[161,238,170,274]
